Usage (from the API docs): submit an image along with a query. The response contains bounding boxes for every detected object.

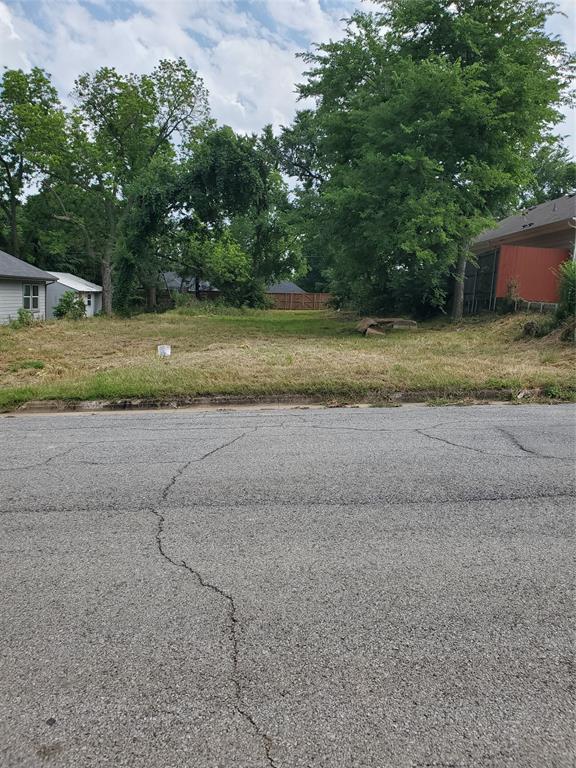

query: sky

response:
[1,0,575,152]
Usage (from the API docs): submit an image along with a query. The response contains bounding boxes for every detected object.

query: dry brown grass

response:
[0,310,574,409]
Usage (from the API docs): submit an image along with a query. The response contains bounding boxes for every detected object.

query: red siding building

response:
[464,194,575,313]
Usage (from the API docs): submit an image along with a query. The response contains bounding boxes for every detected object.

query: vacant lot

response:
[0,310,574,410]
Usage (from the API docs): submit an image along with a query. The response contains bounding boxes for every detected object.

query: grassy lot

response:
[0,309,574,410]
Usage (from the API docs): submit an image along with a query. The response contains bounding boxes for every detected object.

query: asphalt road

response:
[0,404,574,768]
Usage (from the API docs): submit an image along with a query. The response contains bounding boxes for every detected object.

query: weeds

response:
[8,360,45,372]
[556,260,576,323]
[172,295,255,316]
[9,308,35,329]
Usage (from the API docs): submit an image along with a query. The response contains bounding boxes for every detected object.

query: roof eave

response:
[0,274,56,283]
[471,218,574,253]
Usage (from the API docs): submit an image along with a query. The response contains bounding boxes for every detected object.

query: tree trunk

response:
[101,205,118,316]
[9,197,19,257]
[101,254,113,316]
[451,248,468,322]
[146,285,157,310]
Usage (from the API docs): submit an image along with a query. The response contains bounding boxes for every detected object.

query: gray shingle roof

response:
[0,249,55,281]
[266,281,306,294]
[474,194,576,246]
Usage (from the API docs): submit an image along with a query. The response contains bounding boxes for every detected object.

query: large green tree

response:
[0,67,64,257]
[19,179,112,284]
[122,125,304,307]
[46,58,209,314]
[287,0,574,317]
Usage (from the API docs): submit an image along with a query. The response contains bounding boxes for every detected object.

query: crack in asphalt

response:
[416,428,508,457]
[496,427,562,459]
[0,444,79,472]
[149,429,278,768]
[0,432,264,471]
[415,428,571,461]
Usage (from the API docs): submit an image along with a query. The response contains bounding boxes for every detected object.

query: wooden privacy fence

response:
[267,292,332,310]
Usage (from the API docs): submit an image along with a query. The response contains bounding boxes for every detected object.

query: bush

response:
[522,317,557,338]
[9,308,35,329]
[172,295,257,316]
[201,233,268,308]
[53,291,86,320]
[173,292,198,308]
[556,260,576,323]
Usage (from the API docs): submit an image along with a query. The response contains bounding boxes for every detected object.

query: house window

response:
[23,284,39,310]
[86,293,92,307]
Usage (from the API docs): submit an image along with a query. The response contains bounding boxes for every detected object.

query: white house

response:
[46,272,103,318]
[0,249,56,324]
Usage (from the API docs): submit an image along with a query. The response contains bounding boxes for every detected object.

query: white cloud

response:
[547,0,576,50]
[263,0,348,40]
[0,0,574,151]
[0,0,32,69]
[0,0,339,133]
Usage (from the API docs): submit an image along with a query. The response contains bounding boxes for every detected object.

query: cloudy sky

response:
[1,0,574,151]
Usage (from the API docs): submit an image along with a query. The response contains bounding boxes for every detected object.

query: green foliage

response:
[0,67,65,256]
[522,317,557,338]
[121,124,304,309]
[8,359,44,371]
[204,233,264,306]
[11,58,211,315]
[286,0,574,315]
[172,295,256,316]
[542,383,576,399]
[516,141,576,208]
[53,290,86,320]
[73,59,209,180]
[556,259,576,322]
[279,110,326,190]
[9,308,35,329]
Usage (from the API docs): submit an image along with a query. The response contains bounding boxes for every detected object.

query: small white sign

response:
[157,344,171,358]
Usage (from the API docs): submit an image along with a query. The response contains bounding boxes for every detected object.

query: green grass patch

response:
[8,359,45,372]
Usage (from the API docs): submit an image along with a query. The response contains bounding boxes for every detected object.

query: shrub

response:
[522,317,556,338]
[556,260,576,323]
[53,291,86,320]
[204,234,267,307]
[9,308,35,329]
[173,292,195,308]
[172,296,255,316]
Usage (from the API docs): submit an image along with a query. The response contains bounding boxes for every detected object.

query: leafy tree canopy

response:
[0,67,65,256]
[285,0,574,316]
[516,140,576,207]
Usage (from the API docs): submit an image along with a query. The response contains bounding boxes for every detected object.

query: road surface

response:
[0,404,574,767]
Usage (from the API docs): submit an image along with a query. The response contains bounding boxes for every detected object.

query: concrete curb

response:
[5,388,551,414]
